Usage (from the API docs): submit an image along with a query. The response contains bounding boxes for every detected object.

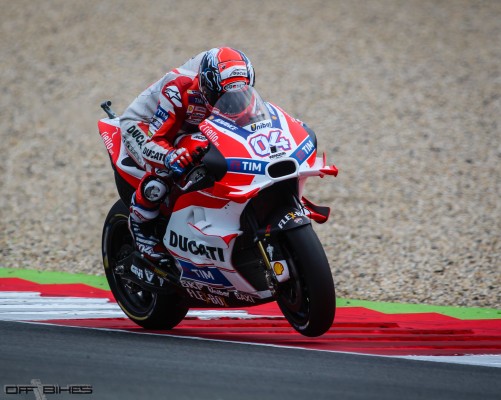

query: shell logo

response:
[273,262,284,276]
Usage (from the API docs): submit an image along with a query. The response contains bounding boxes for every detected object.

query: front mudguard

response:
[257,206,311,240]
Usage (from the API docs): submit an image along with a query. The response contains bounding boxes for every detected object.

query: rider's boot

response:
[128,177,169,262]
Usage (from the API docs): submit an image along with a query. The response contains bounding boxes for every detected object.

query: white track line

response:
[401,355,501,368]
[0,292,266,321]
[1,291,500,368]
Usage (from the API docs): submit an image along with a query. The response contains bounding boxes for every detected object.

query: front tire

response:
[276,225,336,337]
[102,199,188,329]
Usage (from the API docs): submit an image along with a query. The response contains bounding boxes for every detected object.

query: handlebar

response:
[101,100,118,119]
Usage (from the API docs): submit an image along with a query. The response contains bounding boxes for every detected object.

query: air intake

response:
[267,160,297,178]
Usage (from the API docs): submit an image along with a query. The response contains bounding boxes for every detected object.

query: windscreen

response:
[211,86,271,129]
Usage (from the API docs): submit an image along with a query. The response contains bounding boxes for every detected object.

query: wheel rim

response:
[277,240,311,327]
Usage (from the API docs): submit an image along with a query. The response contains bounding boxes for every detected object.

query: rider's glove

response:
[164,147,193,176]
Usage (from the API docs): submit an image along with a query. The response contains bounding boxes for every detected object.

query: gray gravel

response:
[0,0,499,308]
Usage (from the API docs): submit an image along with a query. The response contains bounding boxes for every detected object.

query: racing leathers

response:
[120,52,210,261]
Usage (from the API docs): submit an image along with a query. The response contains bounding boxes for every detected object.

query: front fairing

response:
[198,87,337,202]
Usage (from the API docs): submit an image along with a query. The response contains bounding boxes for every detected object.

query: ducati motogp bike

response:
[98,87,338,337]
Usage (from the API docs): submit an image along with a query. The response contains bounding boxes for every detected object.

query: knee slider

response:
[141,177,168,203]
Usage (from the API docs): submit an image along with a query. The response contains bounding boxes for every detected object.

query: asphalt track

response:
[1,320,500,400]
[0,269,500,399]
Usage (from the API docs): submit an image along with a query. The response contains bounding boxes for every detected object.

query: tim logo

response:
[228,159,266,174]
[291,138,315,163]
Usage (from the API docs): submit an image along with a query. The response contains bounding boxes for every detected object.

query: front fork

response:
[248,219,294,296]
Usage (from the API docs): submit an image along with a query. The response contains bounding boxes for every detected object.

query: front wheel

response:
[102,199,188,329]
[276,225,336,337]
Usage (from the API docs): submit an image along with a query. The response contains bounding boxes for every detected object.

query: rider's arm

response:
[120,76,166,169]
[140,76,193,171]
[120,74,191,171]
[120,52,205,171]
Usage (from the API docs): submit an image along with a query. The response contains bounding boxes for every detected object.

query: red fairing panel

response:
[199,120,251,157]
[173,191,230,212]
[98,119,142,188]
[98,120,122,166]
[275,105,317,168]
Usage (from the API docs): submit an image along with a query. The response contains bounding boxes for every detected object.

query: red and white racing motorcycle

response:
[98,87,338,337]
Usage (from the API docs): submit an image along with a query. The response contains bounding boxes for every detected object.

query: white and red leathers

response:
[121,48,255,261]
[120,52,209,171]
[121,52,210,260]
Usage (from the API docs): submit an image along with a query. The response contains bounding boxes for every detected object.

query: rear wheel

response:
[276,225,336,337]
[102,199,188,329]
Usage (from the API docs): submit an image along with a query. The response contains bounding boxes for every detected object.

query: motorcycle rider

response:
[120,47,255,262]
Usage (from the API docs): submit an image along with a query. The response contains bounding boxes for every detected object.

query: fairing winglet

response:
[301,196,331,224]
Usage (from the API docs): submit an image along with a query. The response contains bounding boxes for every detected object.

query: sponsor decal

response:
[124,142,141,163]
[291,138,315,163]
[126,125,147,148]
[187,112,206,124]
[185,287,229,306]
[181,280,205,290]
[234,291,256,303]
[150,118,161,130]
[227,158,267,175]
[228,69,247,77]
[223,81,246,91]
[273,262,285,276]
[208,286,230,298]
[272,260,290,282]
[142,147,166,162]
[181,280,257,305]
[165,85,182,107]
[266,243,274,260]
[169,231,225,262]
[269,151,287,160]
[154,105,169,122]
[191,134,208,142]
[250,121,272,131]
[278,210,306,229]
[130,264,144,280]
[218,61,247,80]
[200,125,220,147]
[188,95,205,105]
[144,269,154,282]
[178,260,233,287]
[100,127,119,156]
[213,117,238,131]
[181,280,230,298]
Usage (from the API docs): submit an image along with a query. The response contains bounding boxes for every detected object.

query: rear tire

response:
[102,199,188,329]
[276,225,336,337]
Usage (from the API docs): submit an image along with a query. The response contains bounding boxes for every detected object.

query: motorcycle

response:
[98,87,338,337]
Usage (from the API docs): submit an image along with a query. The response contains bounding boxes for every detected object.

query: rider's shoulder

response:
[171,51,206,79]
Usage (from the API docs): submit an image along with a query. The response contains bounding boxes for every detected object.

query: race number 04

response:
[249,130,291,157]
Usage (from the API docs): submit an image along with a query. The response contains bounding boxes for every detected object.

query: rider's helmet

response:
[198,47,255,112]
